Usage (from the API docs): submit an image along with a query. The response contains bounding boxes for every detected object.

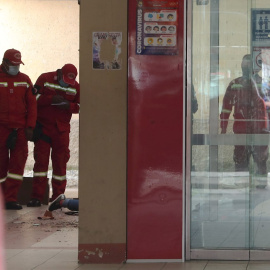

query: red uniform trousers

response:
[0,125,28,202]
[31,126,70,201]
[234,145,268,174]
[233,119,268,176]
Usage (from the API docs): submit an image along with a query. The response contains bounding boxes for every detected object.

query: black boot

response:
[5,201,22,210]
[27,198,41,207]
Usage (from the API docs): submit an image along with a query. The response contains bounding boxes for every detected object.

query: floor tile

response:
[163,261,208,270]
[6,249,62,270]
[122,263,165,269]
[5,249,24,260]
[77,264,124,269]
[247,261,270,269]
[4,207,34,224]
[5,205,78,249]
[205,261,248,270]
[35,260,81,270]
[31,227,78,248]
[51,249,78,260]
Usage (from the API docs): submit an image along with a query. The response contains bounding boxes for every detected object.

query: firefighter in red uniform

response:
[220,54,268,188]
[27,64,80,206]
[0,49,37,210]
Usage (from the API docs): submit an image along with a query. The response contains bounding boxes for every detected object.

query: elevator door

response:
[187,0,270,260]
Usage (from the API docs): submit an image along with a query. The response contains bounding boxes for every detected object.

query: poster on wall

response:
[136,0,179,55]
[92,32,122,70]
[252,10,270,88]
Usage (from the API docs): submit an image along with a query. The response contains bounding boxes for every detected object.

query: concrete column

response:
[79,0,127,263]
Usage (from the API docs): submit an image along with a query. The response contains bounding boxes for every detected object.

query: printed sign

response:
[136,0,179,55]
[253,47,263,72]
[253,47,270,84]
[252,9,270,45]
[251,9,270,81]
[92,32,122,70]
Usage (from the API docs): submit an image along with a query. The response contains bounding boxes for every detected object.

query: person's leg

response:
[5,128,28,209]
[48,194,79,211]
[253,145,268,188]
[51,131,70,201]
[63,198,79,211]
[0,191,6,269]
[234,145,250,172]
[48,194,65,211]
[0,126,10,195]
[28,139,51,205]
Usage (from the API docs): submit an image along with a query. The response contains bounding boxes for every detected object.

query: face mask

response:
[58,78,69,88]
[8,65,20,76]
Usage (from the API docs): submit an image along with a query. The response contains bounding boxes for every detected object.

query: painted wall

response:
[0,0,80,175]
[0,0,79,83]
[79,0,127,264]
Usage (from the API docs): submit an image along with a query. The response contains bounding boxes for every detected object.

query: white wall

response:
[0,0,79,83]
[0,0,80,180]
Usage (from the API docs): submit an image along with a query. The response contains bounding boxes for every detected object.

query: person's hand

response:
[25,127,33,141]
[51,95,65,104]
[57,100,70,110]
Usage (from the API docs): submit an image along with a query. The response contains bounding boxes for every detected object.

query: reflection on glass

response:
[220,54,268,188]
[190,0,270,253]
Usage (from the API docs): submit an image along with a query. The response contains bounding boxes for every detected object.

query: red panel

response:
[127,0,184,260]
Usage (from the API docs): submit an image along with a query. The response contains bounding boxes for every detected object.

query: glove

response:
[51,95,65,105]
[6,129,18,150]
[25,127,34,141]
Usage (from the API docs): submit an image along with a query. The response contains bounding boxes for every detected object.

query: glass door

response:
[186,0,270,260]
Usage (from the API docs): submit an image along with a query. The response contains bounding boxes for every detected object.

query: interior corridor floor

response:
[4,188,270,270]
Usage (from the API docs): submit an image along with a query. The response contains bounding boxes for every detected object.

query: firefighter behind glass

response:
[0,49,37,210]
[27,64,80,207]
[220,54,269,188]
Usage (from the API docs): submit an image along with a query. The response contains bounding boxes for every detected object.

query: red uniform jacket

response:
[35,71,80,132]
[0,65,37,128]
[220,75,267,134]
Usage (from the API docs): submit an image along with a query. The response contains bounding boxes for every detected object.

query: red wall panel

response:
[127,0,184,260]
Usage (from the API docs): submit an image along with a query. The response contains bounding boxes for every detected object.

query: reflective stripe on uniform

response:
[0,177,6,183]
[7,173,23,181]
[0,82,8,87]
[36,94,41,100]
[14,82,30,88]
[34,172,47,177]
[52,174,66,181]
[44,82,77,95]
[221,109,231,113]
[231,84,243,89]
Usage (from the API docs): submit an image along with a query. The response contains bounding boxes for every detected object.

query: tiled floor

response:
[4,188,270,270]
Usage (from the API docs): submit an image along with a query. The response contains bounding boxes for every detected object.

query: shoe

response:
[48,194,66,212]
[255,178,267,189]
[27,198,41,207]
[5,201,22,210]
[256,184,267,189]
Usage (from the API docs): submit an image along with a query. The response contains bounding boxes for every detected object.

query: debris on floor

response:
[38,210,54,220]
